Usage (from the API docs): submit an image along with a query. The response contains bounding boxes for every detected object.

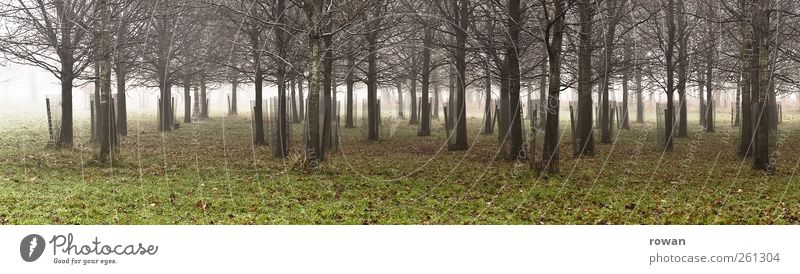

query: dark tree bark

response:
[576,0,594,156]
[704,2,715,132]
[98,0,113,160]
[183,76,192,123]
[274,0,289,158]
[663,0,677,151]
[251,30,266,146]
[419,27,433,136]
[738,0,752,157]
[114,63,128,136]
[449,0,469,151]
[290,76,298,122]
[397,81,404,118]
[751,0,770,170]
[676,0,689,138]
[366,20,380,141]
[433,70,440,120]
[409,55,418,125]
[599,0,624,144]
[482,62,493,135]
[505,0,523,159]
[621,40,631,130]
[298,75,305,121]
[345,57,355,128]
[541,0,566,172]
[231,77,239,116]
[320,31,333,159]
[199,75,208,119]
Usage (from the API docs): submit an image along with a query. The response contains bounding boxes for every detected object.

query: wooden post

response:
[46,98,54,144]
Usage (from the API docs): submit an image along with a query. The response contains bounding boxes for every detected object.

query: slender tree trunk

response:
[663,0,677,151]
[634,35,644,124]
[231,77,239,116]
[200,75,208,118]
[433,71,440,120]
[409,55,418,125]
[298,75,305,121]
[345,57,355,128]
[542,0,565,172]
[538,61,547,129]
[410,77,418,125]
[397,81,404,118]
[599,0,624,143]
[252,31,265,146]
[621,41,631,130]
[676,0,689,138]
[98,0,113,160]
[703,2,716,132]
[419,27,433,136]
[577,0,594,156]
[274,0,289,158]
[320,32,333,159]
[289,77,298,122]
[183,76,191,123]
[698,71,706,126]
[367,33,379,141]
[450,0,469,151]
[115,64,127,136]
[482,62,493,134]
[506,0,523,159]
[739,0,753,157]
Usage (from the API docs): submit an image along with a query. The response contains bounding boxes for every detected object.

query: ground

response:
[0,110,798,224]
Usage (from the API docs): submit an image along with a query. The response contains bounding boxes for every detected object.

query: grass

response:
[0,108,799,224]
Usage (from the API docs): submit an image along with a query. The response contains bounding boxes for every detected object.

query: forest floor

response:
[1,111,799,224]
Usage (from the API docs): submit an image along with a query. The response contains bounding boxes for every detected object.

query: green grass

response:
[1,110,799,224]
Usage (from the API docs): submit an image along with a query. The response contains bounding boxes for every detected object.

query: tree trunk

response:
[450,0,469,151]
[576,0,594,156]
[751,0,770,170]
[115,64,128,136]
[252,31,265,146]
[397,81,404,118]
[739,0,752,157]
[433,71,440,120]
[621,41,631,130]
[482,62,493,134]
[703,2,715,132]
[345,57,355,128]
[231,77,239,116]
[663,0,677,152]
[409,56,418,125]
[542,0,565,172]
[599,0,623,144]
[98,0,113,160]
[676,0,689,138]
[298,75,305,121]
[506,0,523,159]
[200,75,208,118]
[183,76,191,123]
[634,39,643,123]
[274,0,289,158]
[409,77,418,125]
[305,0,323,165]
[320,33,333,159]
[419,27,433,136]
[366,33,380,141]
